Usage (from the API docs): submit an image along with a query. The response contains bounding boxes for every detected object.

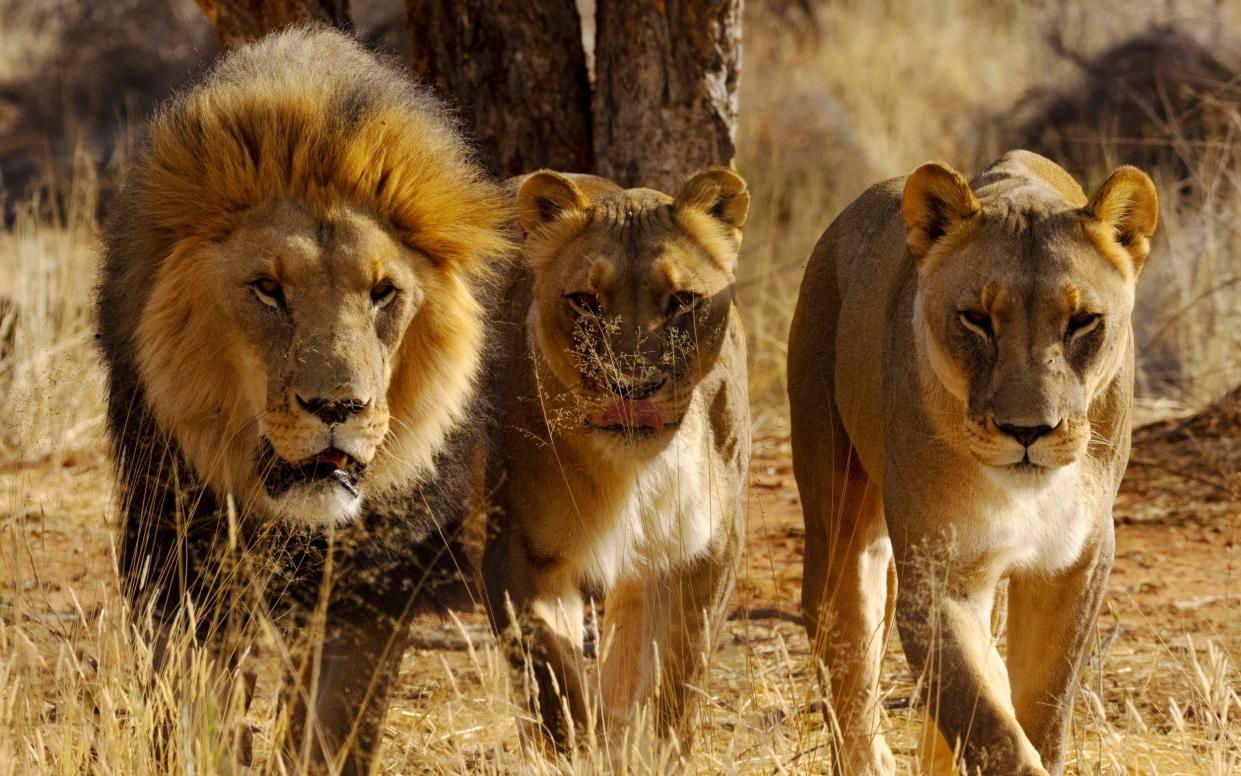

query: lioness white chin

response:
[96,27,509,775]
[788,150,1156,775]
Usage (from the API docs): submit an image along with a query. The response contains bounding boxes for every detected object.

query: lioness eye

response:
[958,309,992,337]
[371,280,398,309]
[1066,311,1101,339]
[566,292,602,315]
[666,291,703,318]
[251,276,284,309]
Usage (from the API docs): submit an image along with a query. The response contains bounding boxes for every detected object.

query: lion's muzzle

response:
[256,381,389,526]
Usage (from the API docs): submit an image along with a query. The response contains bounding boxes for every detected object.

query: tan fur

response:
[482,169,751,757]
[122,28,509,526]
[788,150,1156,775]
[98,27,511,774]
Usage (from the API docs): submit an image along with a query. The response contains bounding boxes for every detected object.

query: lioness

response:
[788,151,1156,775]
[96,28,509,774]
[482,169,750,756]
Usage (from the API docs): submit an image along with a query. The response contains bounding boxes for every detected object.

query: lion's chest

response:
[970,464,1099,575]
[564,418,725,590]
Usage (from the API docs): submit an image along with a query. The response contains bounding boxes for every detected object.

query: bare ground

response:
[1,402,1238,773]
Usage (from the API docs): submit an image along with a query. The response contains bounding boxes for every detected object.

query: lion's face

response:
[135,198,485,527]
[903,160,1157,476]
[225,200,417,523]
[517,170,748,453]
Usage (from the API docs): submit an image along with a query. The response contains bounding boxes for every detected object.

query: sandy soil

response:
[1,400,1237,773]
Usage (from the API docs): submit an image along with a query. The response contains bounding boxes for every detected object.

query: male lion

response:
[482,169,750,758]
[788,150,1156,775]
[96,27,509,774]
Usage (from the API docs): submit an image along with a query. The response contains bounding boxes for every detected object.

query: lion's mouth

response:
[259,441,367,498]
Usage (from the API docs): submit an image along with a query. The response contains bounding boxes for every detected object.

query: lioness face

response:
[903,161,1157,476]
[916,217,1134,471]
[150,199,429,527]
[537,208,733,442]
[517,170,749,454]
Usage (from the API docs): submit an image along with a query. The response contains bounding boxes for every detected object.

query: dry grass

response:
[2,0,1240,773]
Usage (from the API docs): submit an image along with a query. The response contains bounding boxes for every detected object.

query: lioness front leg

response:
[1007,525,1114,774]
[894,559,1047,776]
[484,526,590,752]
[600,579,645,728]
[637,552,735,750]
[281,613,410,775]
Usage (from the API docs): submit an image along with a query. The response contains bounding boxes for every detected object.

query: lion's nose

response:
[295,394,369,426]
[997,423,1054,448]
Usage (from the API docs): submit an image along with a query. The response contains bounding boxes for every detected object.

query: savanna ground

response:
[1,0,1239,773]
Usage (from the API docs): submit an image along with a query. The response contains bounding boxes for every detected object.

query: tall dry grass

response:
[1,0,1239,773]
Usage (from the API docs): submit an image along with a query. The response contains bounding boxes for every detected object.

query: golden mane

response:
[100,26,513,510]
[130,25,509,275]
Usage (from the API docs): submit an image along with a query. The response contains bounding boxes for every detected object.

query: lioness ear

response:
[674,167,750,232]
[1085,166,1158,274]
[901,162,980,260]
[516,171,590,235]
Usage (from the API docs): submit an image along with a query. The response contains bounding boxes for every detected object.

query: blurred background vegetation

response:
[3,0,1240,439]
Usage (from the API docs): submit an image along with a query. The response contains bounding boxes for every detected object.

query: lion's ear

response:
[1085,166,1158,274]
[674,167,750,231]
[901,162,980,260]
[516,171,590,234]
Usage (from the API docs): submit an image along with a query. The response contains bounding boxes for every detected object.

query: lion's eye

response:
[566,292,602,316]
[666,291,703,319]
[1066,311,1101,340]
[958,309,992,337]
[251,276,284,309]
[371,280,398,309]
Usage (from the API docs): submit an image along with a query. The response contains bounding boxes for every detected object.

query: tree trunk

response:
[193,0,351,48]
[593,0,742,191]
[405,1,593,178]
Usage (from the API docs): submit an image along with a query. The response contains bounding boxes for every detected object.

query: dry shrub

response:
[1011,25,1241,192]
[0,0,215,222]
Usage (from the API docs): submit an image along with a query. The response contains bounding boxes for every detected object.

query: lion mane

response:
[97,26,509,621]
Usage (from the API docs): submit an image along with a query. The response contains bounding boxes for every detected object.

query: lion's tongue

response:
[601,399,664,430]
[311,449,350,470]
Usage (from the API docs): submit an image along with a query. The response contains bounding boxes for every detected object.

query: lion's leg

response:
[484,525,589,753]
[1007,525,1113,775]
[600,579,646,729]
[796,433,894,775]
[917,594,1014,776]
[892,553,1047,776]
[143,577,257,770]
[637,552,734,752]
[281,613,409,776]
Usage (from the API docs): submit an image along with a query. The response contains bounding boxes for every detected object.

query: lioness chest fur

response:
[527,397,729,587]
[482,169,750,756]
[789,150,1156,776]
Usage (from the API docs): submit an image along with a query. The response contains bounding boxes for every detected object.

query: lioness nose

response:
[605,377,665,400]
[998,423,1054,448]
[295,394,369,425]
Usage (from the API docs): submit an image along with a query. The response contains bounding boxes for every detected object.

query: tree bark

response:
[593,0,742,191]
[193,0,351,48]
[405,0,593,178]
